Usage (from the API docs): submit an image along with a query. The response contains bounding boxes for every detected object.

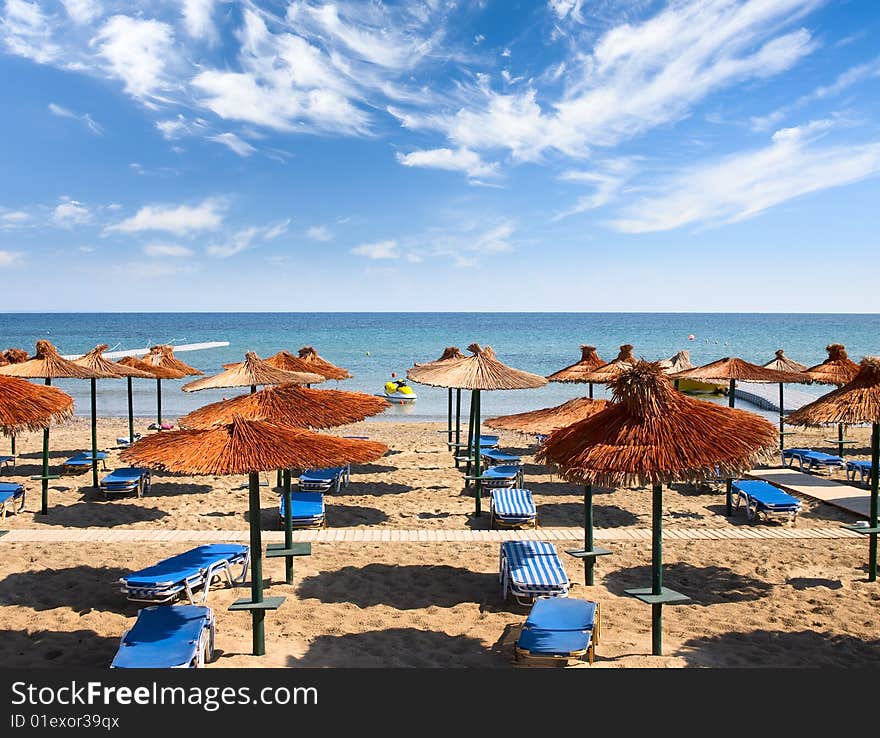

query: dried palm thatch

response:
[763,349,807,374]
[537,361,778,488]
[658,350,693,375]
[546,345,605,383]
[670,356,803,384]
[0,340,97,379]
[179,384,390,430]
[142,345,203,377]
[0,375,74,435]
[117,355,185,380]
[0,348,28,366]
[72,344,154,379]
[182,352,324,392]
[485,396,609,436]
[786,357,880,426]
[407,343,547,390]
[579,344,638,383]
[414,346,467,368]
[120,416,388,475]
[297,346,352,380]
[221,351,329,381]
[803,343,860,386]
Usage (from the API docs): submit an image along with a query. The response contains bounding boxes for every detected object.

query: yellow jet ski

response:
[383,379,417,403]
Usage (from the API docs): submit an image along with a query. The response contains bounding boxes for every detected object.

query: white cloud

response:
[0,249,23,267]
[107,198,225,235]
[396,147,498,178]
[206,226,259,258]
[60,0,101,24]
[182,0,216,40]
[208,132,257,157]
[554,158,637,219]
[53,198,91,227]
[306,225,332,242]
[352,240,398,259]
[48,102,102,134]
[611,121,880,232]
[155,115,208,140]
[95,15,175,101]
[0,210,29,227]
[263,220,290,240]
[143,242,193,257]
[1,0,59,63]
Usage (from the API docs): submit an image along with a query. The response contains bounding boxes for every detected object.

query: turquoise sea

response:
[0,313,878,423]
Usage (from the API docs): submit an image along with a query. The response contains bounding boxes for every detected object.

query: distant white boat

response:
[61,341,230,360]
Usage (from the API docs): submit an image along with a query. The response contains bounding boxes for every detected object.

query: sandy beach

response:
[1,418,879,668]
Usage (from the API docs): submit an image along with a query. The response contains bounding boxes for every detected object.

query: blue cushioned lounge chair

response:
[479,464,524,489]
[732,479,801,524]
[782,448,844,474]
[119,544,249,604]
[846,460,873,485]
[99,468,151,498]
[0,455,14,469]
[499,540,570,605]
[63,451,108,472]
[490,488,537,529]
[0,482,25,522]
[111,605,214,669]
[481,449,523,467]
[298,466,348,493]
[514,596,600,665]
[279,491,326,529]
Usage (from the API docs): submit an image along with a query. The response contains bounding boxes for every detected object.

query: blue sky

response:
[0,0,879,311]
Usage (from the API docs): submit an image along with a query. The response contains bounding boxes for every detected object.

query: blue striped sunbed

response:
[481,449,523,466]
[0,482,25,522]
[732,479,801,524]
[515,596,600,665]
[111,605,214,669]
[782,448,844,474]
[63,451,108,472]
[490,488,537,529]
[119,544,249,605]
[846,460,873,485]
[298,466,348,493]
[499,540,570,605]
[479,464,524,489]
[99,468,151,498]
[279,491,326,529]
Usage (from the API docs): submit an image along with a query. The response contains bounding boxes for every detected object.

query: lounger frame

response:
[111,606,215,669]
[99,469,152,499]
[514,602,601,666]
[733,481,801,525]
[782,448,844,475]
[0,483,25,523]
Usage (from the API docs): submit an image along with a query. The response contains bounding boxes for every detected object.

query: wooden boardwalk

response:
[748,467,872,518]
[0,526,862,544]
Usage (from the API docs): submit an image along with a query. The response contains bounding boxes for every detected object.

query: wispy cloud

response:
[396,147,498,179]
[182,0,216,41]
[0,209,30,229]
[554,158,638,219]
[306,225,332,242]
[610,121,880,233]
[60,0,101,25]
[205,226,261,258]
[208,132,257,157]
[1,0,60,64]
[143,242,193,257]
[48,102,102,134]
[53,197,91,227]
[0,249,23,267]
[351,240,399,259]
[94,15,176,102]
[106,197,226,235]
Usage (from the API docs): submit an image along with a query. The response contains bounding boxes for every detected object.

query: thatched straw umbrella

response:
[1,348,30,456]
[121,417,387,655]
[658,350,693,390]
[580,344,638,385]
[547,344,605,399]
[0,341,95,514]
[0,375,74,434]
[297,346,352,381]
[762,349,809,451]
[803,344,861,457]
[139,345,203,428]
[408,347,466,454]
[182,353,323,394]
[787,357,880,580]
[179,384,389,583]
[408,344,547,516]
[117,357,185,431]
[538,361,777,655]
[485,396,609,436]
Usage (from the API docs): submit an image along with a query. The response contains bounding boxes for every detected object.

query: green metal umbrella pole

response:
[156,378,163,428]
[89,377,99,487]
[464,394,476,483]
[127,377,135,446]
[282,470,294,585]
[778,383,785,450]
[838,422,846,458]
[472,389,482,517]
[446,388,453,446]
[564,484,612,586]
[651,484,663,654]
[247,470,266,656]
[40,377,51,515]
[869,423,878,582]
[725,378,736,516]
[454,389,462,467]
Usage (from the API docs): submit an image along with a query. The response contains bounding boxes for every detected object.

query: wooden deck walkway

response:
[748,467,872,518]
[0,526,862,544]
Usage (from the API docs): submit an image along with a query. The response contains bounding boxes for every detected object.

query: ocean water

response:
[0,312,878,423]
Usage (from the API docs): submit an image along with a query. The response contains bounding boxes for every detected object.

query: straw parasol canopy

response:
[538,361,777,655]
[297,346,352,380]
[407,343,547,391]
[222,350,328,381]
[117,355,185,380]
[0,375,74,435]
[546,345,605,383]
[763,349,807,374]
[178,384,390,430]
[0,348,28,366]
[408,347,468,450]
[485,396,609,436]
[658,350,693,375]
[119,352,188,429]
[0,340,95,380]
[670,357,802,385]
[786,357,880,581]
[803,343,860,386]
[182,352,323,393]
[580,344,638,384]
[142,344,203,376]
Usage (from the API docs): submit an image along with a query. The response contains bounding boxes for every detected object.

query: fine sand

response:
[1,417,878,667]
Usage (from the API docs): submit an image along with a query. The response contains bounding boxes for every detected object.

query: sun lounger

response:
[514,596,600,665]
[481,448,523,467]
[111,605,214,668]
[119,544,249,604]
[478,434,499,448]
[63,451,108,472]
[99,468,151,498]
[732,479,801,524]
[0,455,14,470]
[490,488,537,529]
[478,464,524,489]
[846,460,873,485]
[298,466,348,493]
[115,434,142,447]
[0,482,25,522]
[782,448,844,474]
[279,491,326,529]
[499,540,570,605]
